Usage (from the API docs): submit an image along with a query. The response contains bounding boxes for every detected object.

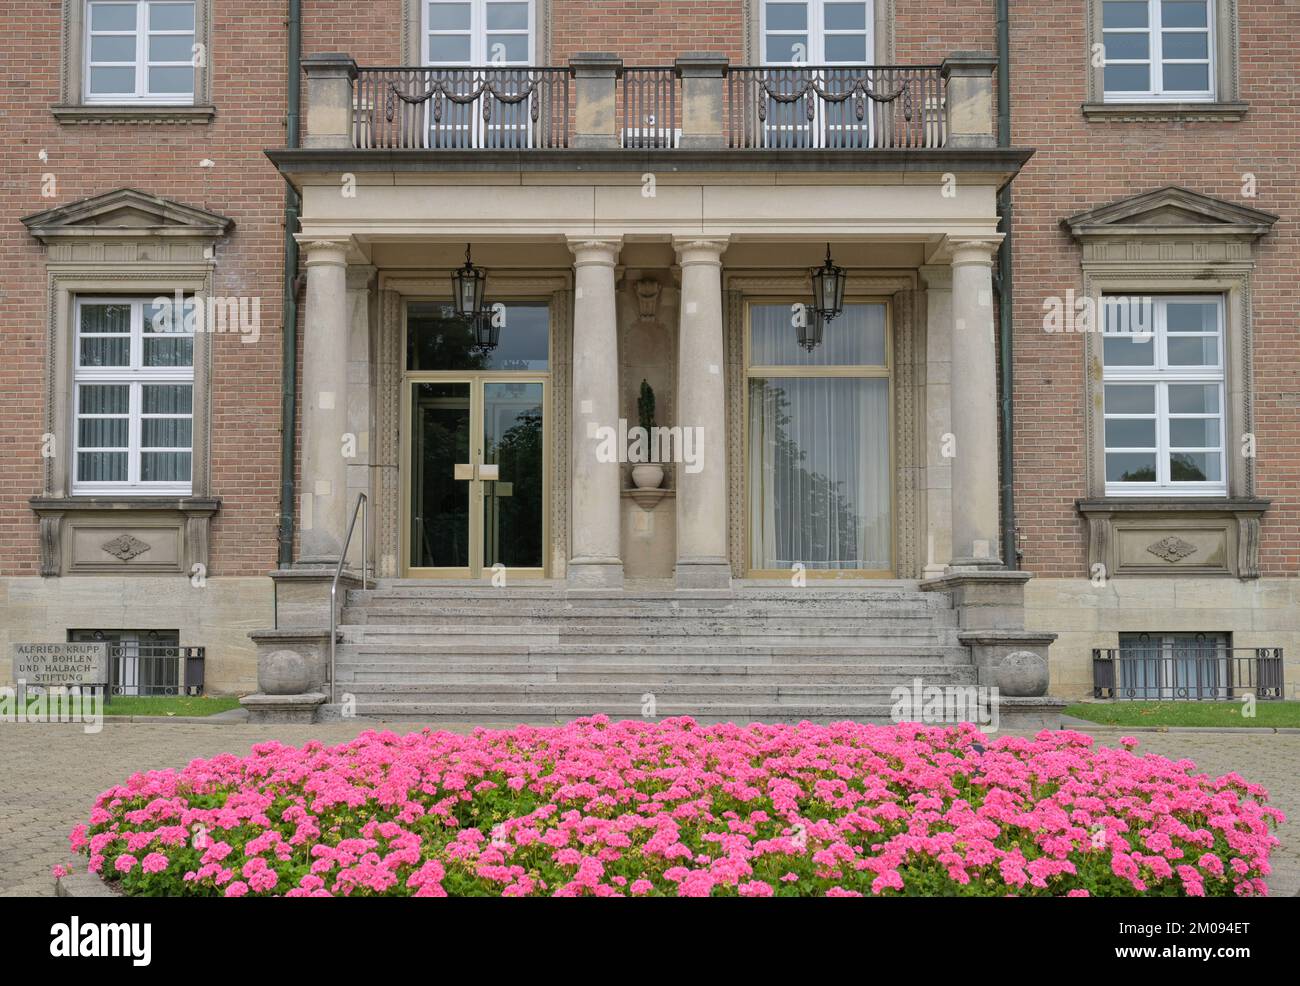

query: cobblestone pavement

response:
[1,720,1294,897]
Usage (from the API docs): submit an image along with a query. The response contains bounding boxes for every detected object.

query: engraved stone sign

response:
[12,642,108,687]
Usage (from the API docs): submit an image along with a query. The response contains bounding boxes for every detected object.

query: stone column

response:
[297,238,352,566]
[672,236,731,589]
[567,236,624,589]
[920,265,954,578]
[948,236,1003,569]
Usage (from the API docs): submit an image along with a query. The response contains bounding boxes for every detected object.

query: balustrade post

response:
[940,52,997,148]
[303,53,358,149]
[675,53,728,149]
[571,53,622,149]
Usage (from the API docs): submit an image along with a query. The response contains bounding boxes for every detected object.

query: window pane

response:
[1106,452,1157,483]
[429,34,472,62]
[1165,300,1219,332]
[148,2,195,31]
[91,3,138,30]
[1105,418,1156,448]
[81,303,132,333]
[80,336,131,367]
[91,35,137,61]
[485,34,529,62]
[148,66,193,93]
[143,335,193,366]
[1170,451,1218,482]
[406,302,548,372]
[748,376,890,570]
[1104,64,1150,91]
[142,417,192,448]
[824,36,867,62]
[1103,33,1150,60]
[427,1,472,30]
[1162,1,1208,28]
[1162,32,1208,59]
[1166,335,1217,366]
[1103,2,1149,28]
[750,303,886,366]
[89,65,136,93]
[1170,418,1219,448]
[824,2,867,30]
[1102,335,1154,366]
[766,35,809,62]
[141,451,192,482]
[149,35,193,61]
[765,2,808,30]
[1168,384,1219,414]
[485,2,529,30]
[78,417,129,448]
[1162,63,1209,91]
[1104,384,1155,414]
[79,384,130,414]
[143,384,193,414]
[78,451,128,482]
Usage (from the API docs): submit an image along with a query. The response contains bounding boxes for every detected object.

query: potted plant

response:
[631,378,664,490]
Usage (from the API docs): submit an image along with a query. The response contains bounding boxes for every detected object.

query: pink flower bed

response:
[71,717,1283,897]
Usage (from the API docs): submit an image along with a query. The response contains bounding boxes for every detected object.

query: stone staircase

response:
[331,579,977,723]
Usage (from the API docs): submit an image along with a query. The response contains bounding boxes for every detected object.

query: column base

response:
[566,556,625,590]
[674,556,732,590]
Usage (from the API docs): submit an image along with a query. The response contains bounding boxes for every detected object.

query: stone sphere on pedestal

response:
[259,649,311,696]
[996,651,1050,697]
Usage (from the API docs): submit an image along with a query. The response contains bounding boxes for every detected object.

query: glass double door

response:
[404,375,546,577]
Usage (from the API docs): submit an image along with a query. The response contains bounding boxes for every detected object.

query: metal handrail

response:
[329,492,368,704]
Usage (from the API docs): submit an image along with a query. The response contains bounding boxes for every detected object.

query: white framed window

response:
[83,1,197,103]
[1101,294,1226,496]
[1102,0,1214,102]
[761,0,873,65]
[423,0,534,65]
[73,297,194,495]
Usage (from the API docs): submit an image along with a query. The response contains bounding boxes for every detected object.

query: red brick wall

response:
[0,1,291,577]
[1008,0,1300,577]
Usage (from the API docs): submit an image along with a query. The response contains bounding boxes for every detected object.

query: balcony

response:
[301,51,999,154]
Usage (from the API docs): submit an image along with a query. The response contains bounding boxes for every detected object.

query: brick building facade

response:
[1,1,1294,718]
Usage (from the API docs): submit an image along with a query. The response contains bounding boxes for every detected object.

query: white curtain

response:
[749,375,890,570]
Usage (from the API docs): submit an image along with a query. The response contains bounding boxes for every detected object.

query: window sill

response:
[51,105,216,125]
[1082,101,1248,123]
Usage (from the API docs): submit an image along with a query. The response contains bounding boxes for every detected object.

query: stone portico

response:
[240,50,1059,723]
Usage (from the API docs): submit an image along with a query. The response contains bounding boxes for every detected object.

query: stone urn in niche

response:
[631,378,665,490]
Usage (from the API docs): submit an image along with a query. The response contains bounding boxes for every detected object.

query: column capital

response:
[294,236,351,265]
[566,235,622,266]
[672,235,730,266]
[946,235,1003,266]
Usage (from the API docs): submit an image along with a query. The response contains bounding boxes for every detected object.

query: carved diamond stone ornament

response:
[1146,536,1197,563]
[102,534,151,562]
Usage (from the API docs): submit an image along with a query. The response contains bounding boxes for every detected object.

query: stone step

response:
[342,621,952,639]
[342,700,904,722]
[336,644,971,665]
[340,609,953,628]
[334,662,975,686]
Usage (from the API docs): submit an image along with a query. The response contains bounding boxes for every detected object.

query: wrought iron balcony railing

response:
[342,61,953,151]
[1092,646,1285,702]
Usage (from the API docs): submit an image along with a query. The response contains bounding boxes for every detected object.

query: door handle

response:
[478,464,500,481]
[454,463,500,481]
[454,463,474,481]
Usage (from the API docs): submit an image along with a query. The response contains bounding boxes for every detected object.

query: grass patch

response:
[53,694,243,718]
[1064,701,1300,729]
